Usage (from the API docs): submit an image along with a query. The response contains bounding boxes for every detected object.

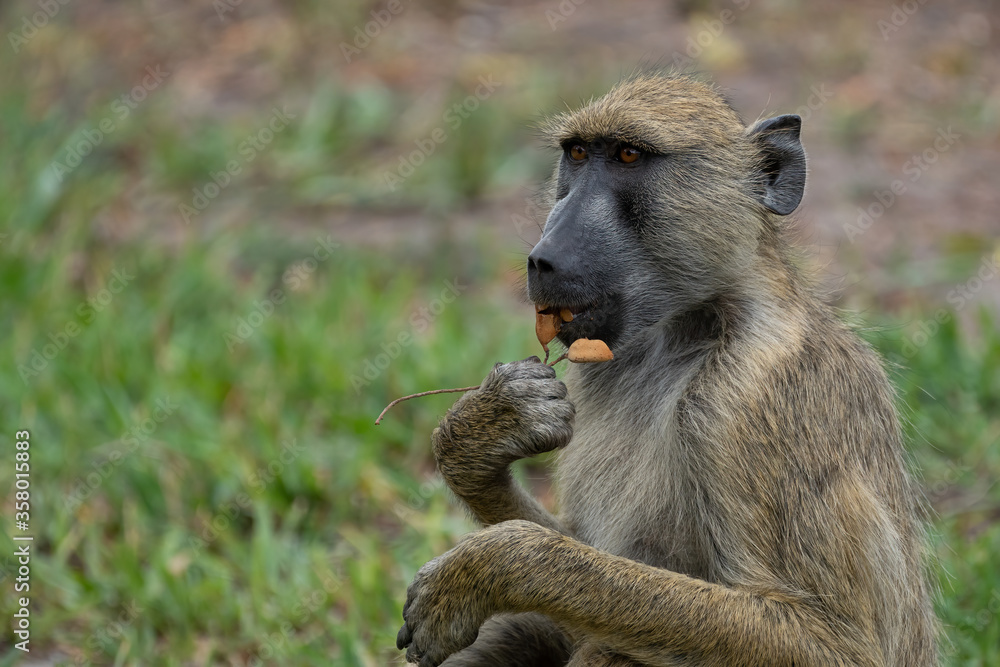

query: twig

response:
[374,356,571,425]
[374,386,479,425]
[548,353,568,366]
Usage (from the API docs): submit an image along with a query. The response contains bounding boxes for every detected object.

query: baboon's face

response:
[527,76,806,353]
[526,138,657,350]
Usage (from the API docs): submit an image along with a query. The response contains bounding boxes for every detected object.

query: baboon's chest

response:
[555,407,714,579]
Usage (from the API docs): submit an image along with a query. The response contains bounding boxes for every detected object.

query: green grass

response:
[3,213,998,664]
[863,313,1000,664]
[0,31,550,660]
[1,6,998,663]
[1,222,541,664]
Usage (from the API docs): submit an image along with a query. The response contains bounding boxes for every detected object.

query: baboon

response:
[396,73,938,666]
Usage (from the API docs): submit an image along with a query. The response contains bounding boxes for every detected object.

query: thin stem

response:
[374,385,479,425]
[375,355,570,425]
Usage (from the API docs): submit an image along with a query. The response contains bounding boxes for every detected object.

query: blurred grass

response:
[2,110,998,662]
[1,221,541,663]
[1,1,999,665]
[3,209,999,665]
[866,312,1000,664]
[0,43,541,661]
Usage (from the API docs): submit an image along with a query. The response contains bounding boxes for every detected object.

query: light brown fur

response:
[397,73,938,666]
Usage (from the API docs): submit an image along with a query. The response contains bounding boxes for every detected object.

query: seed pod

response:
[535,304,562,351]
[567,338,614,363]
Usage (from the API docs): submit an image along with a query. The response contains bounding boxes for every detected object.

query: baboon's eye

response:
[619,146,641,163]
[569,145,588,161]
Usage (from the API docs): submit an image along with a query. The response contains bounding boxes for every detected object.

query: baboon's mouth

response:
[534,298,617,348]
[534,303,593,319]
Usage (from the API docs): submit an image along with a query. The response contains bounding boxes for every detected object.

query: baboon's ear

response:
[747,114,806,216]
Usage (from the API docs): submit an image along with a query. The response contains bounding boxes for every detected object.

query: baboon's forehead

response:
[545,76,746,154]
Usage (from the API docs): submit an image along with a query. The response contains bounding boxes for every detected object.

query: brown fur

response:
[397,73,938,666]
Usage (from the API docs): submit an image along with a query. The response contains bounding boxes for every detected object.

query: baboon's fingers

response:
[534,424,574,453]
[504,358,558,380]
[480,359,557,393]
[505,378,569,401]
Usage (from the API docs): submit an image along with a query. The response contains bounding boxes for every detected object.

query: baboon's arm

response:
[435,456,567,533]
[431,359,573,533]
[504,527,874,666]
[399,520,878,667]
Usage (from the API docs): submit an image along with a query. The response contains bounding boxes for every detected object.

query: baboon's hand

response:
[432,357,574,488]
[396,546,486,666]
[397,521,556,665]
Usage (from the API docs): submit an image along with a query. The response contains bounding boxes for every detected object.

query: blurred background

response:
[1,0,998,664]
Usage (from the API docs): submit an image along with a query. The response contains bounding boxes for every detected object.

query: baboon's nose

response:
[527,252,556,275]
[528,237,582,289]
